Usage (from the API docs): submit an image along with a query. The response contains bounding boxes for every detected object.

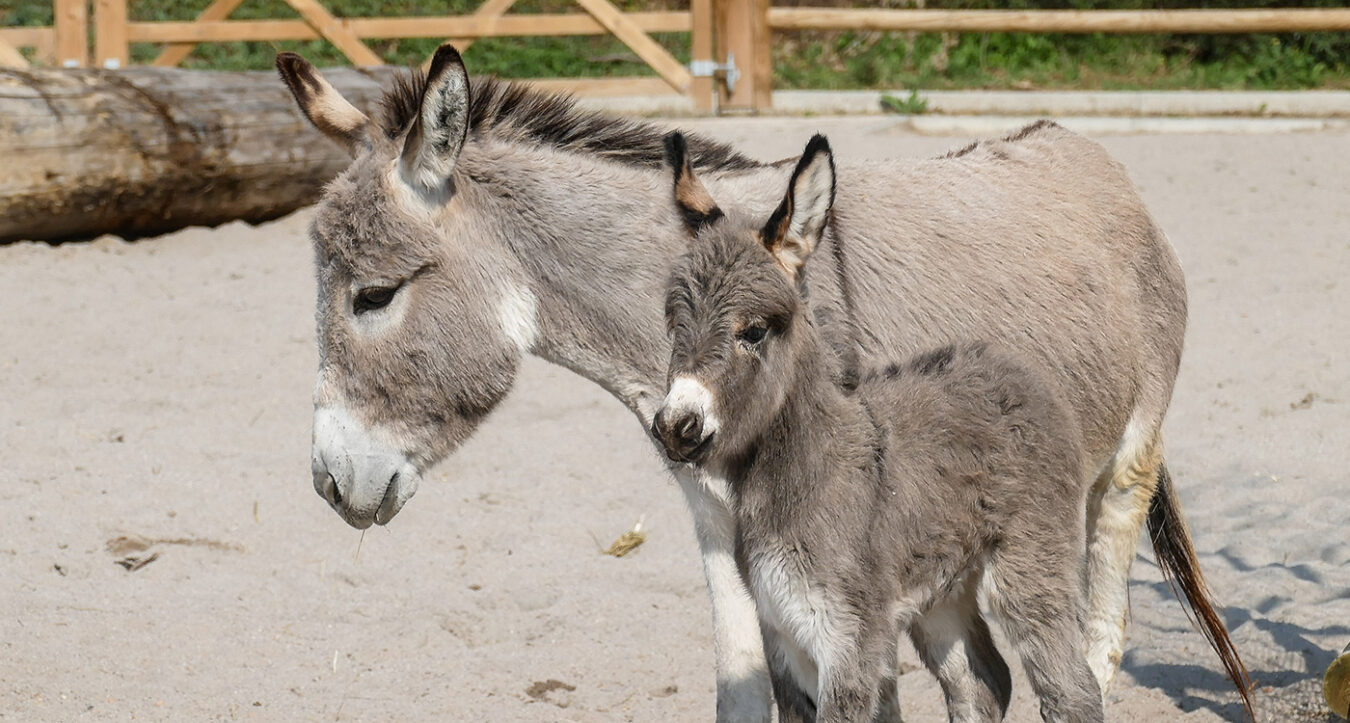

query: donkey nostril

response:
[327,473,342,506]
[676,414,702,443]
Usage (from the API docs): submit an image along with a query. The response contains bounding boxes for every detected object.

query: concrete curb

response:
[904,114,1349,136]
[576,90,1350,132]
[775,89,1350,118]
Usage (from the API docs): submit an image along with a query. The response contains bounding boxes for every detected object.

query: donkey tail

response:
[1148,463,1255,720]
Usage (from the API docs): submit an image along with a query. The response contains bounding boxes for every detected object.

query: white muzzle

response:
[311,405,421,529]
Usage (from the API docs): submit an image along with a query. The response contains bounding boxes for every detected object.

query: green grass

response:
[774,28,1350,91]
[880,89,929,114]
[3,0,1348,90]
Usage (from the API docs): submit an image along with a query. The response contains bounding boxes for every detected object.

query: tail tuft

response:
[1148,464,1255,721]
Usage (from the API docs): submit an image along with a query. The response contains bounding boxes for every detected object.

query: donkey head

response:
[278,47,534,529]
[652,133,836,465]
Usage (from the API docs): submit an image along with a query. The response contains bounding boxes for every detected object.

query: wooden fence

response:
[3,1,1350,111]
[0,0,89,68]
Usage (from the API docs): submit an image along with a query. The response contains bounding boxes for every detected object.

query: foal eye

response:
[354,286,398,314]
[737,325,768,345]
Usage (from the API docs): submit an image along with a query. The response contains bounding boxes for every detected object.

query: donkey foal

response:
[652,133,1103,723]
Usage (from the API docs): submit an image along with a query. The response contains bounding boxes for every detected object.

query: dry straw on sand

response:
[601,516,647,558]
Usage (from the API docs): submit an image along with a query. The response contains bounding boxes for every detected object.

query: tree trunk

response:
[0,66,395,244]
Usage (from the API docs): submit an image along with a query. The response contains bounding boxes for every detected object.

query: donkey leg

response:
[909,579,1012,723]
[672,466,773,723]
[1082,428,1162,690]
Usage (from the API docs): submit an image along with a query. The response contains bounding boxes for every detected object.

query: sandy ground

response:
[1,118,1347,722]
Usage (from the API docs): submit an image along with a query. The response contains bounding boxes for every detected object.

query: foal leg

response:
[1082,428,1162,690]
[673,467,773,723]
[816,619,892,723]
[987,543,1103,722]
[762,623,819,723]
[909,579,1012,723]
[872,661,904,723]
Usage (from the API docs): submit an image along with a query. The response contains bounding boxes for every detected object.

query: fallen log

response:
[0,66,396,244]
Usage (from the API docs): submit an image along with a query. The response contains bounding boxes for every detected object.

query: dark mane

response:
[939,119,1062,159]
[1002,118,1059,142]
[378,69,762,172]
[941,140,980,159]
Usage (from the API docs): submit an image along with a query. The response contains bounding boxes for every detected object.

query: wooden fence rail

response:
[0,0,87,68]
[0,0,719,108]
[110,13,687,44]
[735,6,1350,109]
[768,8,1350,34]
[4,2,1350,112]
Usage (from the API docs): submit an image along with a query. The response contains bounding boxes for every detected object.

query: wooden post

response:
[749,0,771,111]
[54,0,89,68]
[689,0,714,112]
[716,0,770,111]
[95,0,129,69]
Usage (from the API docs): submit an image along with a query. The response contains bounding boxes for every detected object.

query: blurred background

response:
[2,2,1348,721]
[4,1,1349,90]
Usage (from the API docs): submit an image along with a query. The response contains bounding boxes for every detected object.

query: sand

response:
[1,118,1347,722]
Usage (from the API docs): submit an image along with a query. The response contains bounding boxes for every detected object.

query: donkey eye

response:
[354,286,398,314]
[737,325,768,345]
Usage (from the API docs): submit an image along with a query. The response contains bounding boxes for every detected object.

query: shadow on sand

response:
[1123,575,1350,721]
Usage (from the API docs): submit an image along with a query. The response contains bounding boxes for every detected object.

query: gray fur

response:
[277,53,1197,722]
[655,143,1103,721]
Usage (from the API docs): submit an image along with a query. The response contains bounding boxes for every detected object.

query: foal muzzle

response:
[651,408,716,464]
[651,375,722,464]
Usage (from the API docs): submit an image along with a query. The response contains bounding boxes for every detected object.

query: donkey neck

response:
[729,332,877,507]
[457,143,790,422]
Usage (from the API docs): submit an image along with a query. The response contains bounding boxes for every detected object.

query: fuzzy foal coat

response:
[664,222,1103,722]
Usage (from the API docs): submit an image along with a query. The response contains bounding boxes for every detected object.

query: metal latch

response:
[689,53,740,94]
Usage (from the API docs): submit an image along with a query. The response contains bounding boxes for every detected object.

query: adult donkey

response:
[278,45,1251,720]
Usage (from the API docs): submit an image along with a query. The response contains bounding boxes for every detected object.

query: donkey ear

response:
[761,134,835,276]
[276,52,371,157]
[400,44,471,194]
[664,132,723,234]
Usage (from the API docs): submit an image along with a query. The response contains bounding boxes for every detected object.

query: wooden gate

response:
[5,2,1350,112]
[0,0,754,110]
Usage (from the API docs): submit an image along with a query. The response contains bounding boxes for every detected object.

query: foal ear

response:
[276,52,372,157]
[400,44,472,194]
[663,132,723,234]
[761,134,836,277]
